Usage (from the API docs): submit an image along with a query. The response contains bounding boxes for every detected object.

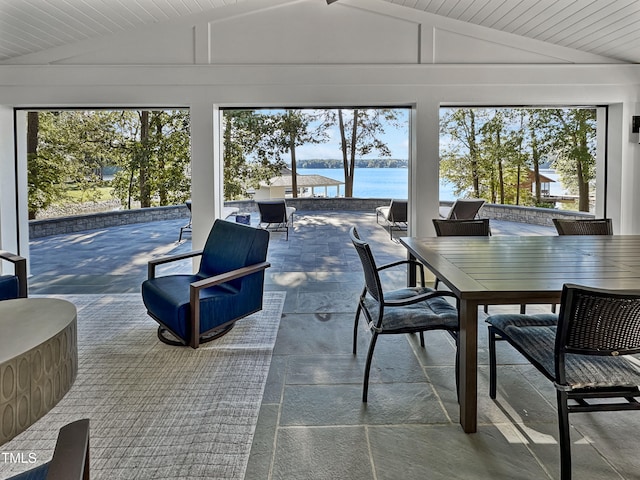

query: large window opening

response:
[439,106,602,213]
[23,109,191,220]
[220,107,410,201]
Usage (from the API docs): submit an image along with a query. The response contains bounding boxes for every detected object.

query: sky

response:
[259,108,410,161]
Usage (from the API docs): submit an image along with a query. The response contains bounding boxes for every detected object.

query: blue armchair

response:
[0,250,27,300]
[142,219,270,348]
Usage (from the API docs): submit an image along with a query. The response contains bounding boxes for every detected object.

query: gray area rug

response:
[0,292,285,480]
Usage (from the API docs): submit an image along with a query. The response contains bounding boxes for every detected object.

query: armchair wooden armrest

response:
[147,249,204,279]
[0,250,27,298]
[188,261,271,348]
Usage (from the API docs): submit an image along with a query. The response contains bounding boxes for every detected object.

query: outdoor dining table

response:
[399,234,640,433]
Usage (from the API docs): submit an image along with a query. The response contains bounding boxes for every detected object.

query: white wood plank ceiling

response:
[0,0,638,63]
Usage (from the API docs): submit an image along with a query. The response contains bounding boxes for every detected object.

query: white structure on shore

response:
[254,168,345,199]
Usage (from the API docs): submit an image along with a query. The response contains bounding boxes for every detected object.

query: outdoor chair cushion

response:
[0,275,19,301]
[363,287,458,332]
[142,275,249,341]
[488,312,640,389]
[142,219,270,347]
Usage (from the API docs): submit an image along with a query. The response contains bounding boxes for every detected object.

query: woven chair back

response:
[553,218,613,235]
[558,284,640,356]
[433,218,491,237]
[349,227,383,303]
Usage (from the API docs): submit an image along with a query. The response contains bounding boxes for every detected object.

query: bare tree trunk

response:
[530,125,542,203]
[497,130,505,204]
[290,136,298,198]
[338,110,353,197]
[468,111,481,197]
[578,136,590,212]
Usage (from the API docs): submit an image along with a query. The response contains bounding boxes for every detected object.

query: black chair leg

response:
[362,333,379,403]
[419,332,425,347]
[353,304,362,355]
[488,326,498,399]
[557,391,572,480]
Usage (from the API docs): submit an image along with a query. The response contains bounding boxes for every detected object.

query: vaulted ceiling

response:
[0,0,639,64]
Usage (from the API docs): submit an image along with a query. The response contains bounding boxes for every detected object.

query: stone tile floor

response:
[27,212,639,480]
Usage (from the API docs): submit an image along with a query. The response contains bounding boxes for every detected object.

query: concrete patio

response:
[26,212,639,479]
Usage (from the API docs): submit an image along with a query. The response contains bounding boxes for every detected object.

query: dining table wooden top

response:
[399,234,640,433]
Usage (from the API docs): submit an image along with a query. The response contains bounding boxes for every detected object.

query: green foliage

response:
[222,110,285,200]
[27,111,119,217]
[109,110,191,208]
[27,110,192,217]
[439,107,597,212]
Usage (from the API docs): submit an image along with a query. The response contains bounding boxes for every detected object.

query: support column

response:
[0,108,29,272]
[189,103,223,251]
[410,100,441,238]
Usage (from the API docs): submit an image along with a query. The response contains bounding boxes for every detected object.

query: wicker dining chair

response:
[552,218,613,235]
[432,218,491,237]
[486,284,640,480]
[432,218,494,312]
[548,217,613,313]
[349,226,459,402]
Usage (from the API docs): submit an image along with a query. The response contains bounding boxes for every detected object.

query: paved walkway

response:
[27,212,554,295]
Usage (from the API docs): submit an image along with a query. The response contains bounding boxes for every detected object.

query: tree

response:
[222,110,284,200]
[548,108,596,212]
[111,110,191,208]
[277,110,327,198]
[440,107,597,211]
[26,111,119,218]
[440,108,487,199]
[326,108,399,197]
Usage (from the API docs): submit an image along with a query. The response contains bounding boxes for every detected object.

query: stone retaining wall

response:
[29,204,189,238]
[29,198,594,238]
[476,203,594,226]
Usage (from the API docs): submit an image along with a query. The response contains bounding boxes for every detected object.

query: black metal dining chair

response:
[552,218,613,235]
[486,284,640,480]
[349,226,459,402]
[432,218,493,312]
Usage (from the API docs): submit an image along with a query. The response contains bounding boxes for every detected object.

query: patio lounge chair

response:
[375,199,408,240]
[439,198,485,220]
[257,200,296,240]
[178,200,192,242]
[0,250,27,300]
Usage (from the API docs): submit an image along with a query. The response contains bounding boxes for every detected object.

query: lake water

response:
[299,167,462,201]
[297,167,565,201]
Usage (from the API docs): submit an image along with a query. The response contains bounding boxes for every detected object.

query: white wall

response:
[1,0,639,262]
